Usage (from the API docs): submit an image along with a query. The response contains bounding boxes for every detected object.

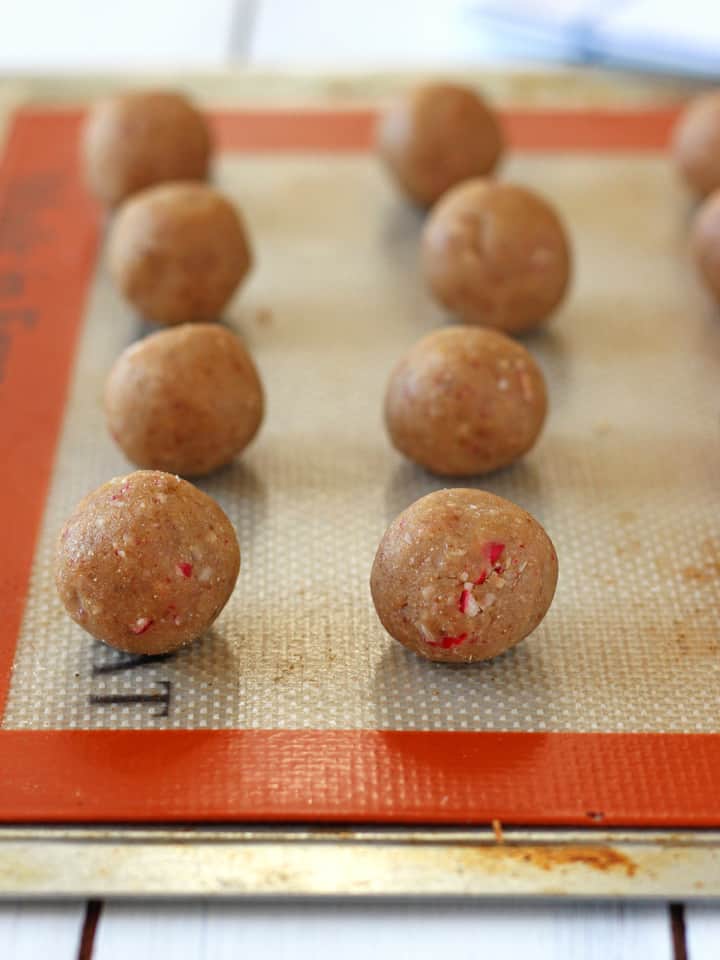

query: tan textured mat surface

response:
[4,141,720,732]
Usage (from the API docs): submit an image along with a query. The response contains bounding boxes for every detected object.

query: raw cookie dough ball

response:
[385,327,547,476]
[55,471,240,655]
[422,179,571,334]
[377,82,503,207]
[105,324,264,476]
[692,189,720,303]
[108,182,252,325]
[672,92,720,198]
[82,90,212,208]
[371,488,558,663]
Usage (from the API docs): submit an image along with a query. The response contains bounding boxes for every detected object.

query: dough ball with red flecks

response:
[370,488,558,663]
[108,182,252,326]
[422,179,571,334]
[384,326,547,476]
[105,324,264,477]
[376,82,503,207]
[82,90,212,209]
[55,471,240,655]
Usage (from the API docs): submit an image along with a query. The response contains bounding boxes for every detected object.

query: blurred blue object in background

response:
[465,0,720,78]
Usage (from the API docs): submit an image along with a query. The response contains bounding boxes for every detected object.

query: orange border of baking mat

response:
[4,104,718,828]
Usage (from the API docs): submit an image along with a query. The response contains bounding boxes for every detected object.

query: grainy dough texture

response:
[673,92,720,198]
[109,182,252,325]
[377,82,503,207]
[385,326,547,476]
[371,489,558,663]
[105,324,264,476]
[55,471,240,655]
[422,179,571,334]
[82,91,212,208]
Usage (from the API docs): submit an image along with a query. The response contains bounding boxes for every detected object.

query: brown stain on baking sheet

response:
[458,845,637,877]
[681,537,720,584]
[682,562,720,584]
[511,845,637,876]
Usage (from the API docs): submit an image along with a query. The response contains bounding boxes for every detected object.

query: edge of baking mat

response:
[4,105,718,834]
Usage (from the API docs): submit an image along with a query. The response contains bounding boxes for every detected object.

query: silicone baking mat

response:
[1,97,719,825]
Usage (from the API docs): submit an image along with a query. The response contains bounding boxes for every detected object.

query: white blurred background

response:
[0,0,718,76]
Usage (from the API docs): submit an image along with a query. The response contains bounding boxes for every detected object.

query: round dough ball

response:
[422,179,571,334]
[370,488,558,663]
[385,326,547,476]
[83,90,212,208]
[377,82,503,207]
[108,182,252,325]
[672,92,720,198]
[55,471,240,655]
[105,324,264,476]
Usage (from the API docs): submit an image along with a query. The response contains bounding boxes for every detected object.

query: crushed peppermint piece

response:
[429,633,468,649]
[130,617,154,635]
[111,482,130,502]
[459,583,480,617]
[487,542,505,565]
[418,623,434,643]
[475,569,488,585]
[518,560,528,573]
[483,593,496,608]
[198,566,213,583]
[176,562,193,578]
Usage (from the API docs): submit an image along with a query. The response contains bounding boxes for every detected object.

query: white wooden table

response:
[0,1,717,955]
[2,898,718,959]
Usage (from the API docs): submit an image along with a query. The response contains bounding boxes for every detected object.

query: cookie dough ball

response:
[692,190,720,303]
[672,92,720,198]
[105,324,264,476]
[108,182,252,325]
[371,489,558,663]
[55,471,240,655]
[422,179,571,334]
[385,327,547,476]
[82,91,212,209]
[377,82,503,207]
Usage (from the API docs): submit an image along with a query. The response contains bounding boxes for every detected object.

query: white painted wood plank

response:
[0,0,235,70]
[96,901,673,960]
[247,0,504,67]
[0,901,86,960]
[686,904,720,960]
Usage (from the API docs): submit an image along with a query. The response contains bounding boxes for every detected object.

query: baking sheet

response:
[0,85,719,834]
[4,126,720,734]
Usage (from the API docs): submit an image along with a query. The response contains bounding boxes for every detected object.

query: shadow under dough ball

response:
[376,81,503,208]
[82,90,212,209]
[108,182,252,326]
[692,189,720,303]
[422,179,571,334]
[371,488,558,663]
[55,471,240,655]
[672,91,720,198]
[385,326,547,476]
[105,324,264,477]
